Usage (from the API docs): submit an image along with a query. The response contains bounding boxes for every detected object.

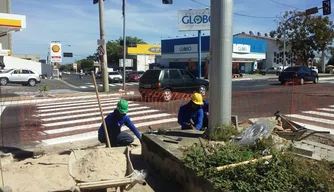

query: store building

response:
[160,36,266,77]
[125,44,161,71]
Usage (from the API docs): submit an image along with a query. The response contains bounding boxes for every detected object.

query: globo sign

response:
[178,9,211,31]
[181,15,211,25]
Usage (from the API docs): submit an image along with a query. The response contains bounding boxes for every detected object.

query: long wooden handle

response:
[216,155,273,171]
[92,71,111,148]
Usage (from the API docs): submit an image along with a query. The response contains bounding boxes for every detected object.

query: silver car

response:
[0,68,41,86]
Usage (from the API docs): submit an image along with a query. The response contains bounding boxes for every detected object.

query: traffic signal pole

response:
[98,0,109,92]
[209,0,234,130]
[122,0,126,90]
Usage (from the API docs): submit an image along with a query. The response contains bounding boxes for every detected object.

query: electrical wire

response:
[268,0,299,10]
[190,0,279,19]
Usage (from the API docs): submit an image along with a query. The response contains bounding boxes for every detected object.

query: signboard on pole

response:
[50,42,62,62]
[98,46,105,56]
[178,9,210,31]
[119,59,133,67]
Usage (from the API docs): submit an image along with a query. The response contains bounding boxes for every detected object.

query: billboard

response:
[50,42,62,62]
[178,9,210,31]
[127,44,161,55]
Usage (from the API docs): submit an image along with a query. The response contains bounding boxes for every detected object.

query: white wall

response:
[3,56,42,74]
[136,55,156,71]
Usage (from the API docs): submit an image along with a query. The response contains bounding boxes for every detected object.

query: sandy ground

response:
[0,138,179,192]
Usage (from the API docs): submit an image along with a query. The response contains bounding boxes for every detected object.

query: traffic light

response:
[323,0,331,15]
[162,0,173,4]
[93,0,105,4]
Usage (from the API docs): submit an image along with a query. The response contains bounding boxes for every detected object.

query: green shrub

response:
[39,84,50,92]
[206,125,240,142]
[183,138,334,191]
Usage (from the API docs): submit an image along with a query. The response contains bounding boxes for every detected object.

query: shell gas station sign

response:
[50,42,62,62]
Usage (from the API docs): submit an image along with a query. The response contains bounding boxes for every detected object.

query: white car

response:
[0,68,41,86]
[108,71,123,83]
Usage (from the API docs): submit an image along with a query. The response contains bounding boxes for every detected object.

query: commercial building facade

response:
[160,36,266,77]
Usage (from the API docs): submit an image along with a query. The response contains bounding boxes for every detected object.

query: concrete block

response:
[0,186,12,192]
[0,153,14,166]
[231,115,239,130]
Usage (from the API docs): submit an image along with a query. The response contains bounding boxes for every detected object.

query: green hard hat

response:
[116,99,129,114]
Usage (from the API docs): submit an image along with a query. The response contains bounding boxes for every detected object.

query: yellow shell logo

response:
[52,45,60,52]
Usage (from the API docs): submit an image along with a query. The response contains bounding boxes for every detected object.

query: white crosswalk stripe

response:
[78,82,139,89]
[33,96,178,145]
[284,105,334,134]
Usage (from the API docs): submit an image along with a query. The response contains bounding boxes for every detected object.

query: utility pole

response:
[209,0,234,130]
[122,0,126,90]
[98,0,109,92]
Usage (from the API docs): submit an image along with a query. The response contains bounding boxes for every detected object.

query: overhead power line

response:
[268,0,299,10]
[190,0,278,19]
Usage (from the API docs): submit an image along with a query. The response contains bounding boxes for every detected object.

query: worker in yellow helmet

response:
[177,93,204,130]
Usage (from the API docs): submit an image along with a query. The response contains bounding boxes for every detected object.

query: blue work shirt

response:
[178,103,204,130]
[203,100,209,113]
[98,111,142,143]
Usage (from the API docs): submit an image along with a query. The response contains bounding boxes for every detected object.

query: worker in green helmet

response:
[98,99,142,147]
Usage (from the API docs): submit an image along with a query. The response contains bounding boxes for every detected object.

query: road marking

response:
[41,131,98,145]
[37,98,122,109]
[37,101,134,113]
[115,83,123,86]
[85,83,93,85]
[0,106,5,117]
[42,113,173,127]
[1,94,121,105]
[88,85,95,88]
[302,111,334,118]
[42,117,177,135]
[317,108,334,112]
[285,114,334,125]
[41,109,160,121]
[109,84,116,87]
[36,97,119,107]
[79,86,88,89]
[36,105,146,117]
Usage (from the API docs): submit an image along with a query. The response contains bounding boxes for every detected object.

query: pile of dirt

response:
[2,153,75,192]
[72,148,127,181]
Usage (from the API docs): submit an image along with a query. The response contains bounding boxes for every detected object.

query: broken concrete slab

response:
[141,130,215,192]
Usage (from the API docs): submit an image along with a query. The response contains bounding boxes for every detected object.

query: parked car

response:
[309,66,319,74]
[260,67,283,75]
[139,69,209,102]
[126,71,145,82]
[278,66,319,85]
[108,71,123,83]
[0,68,41,86]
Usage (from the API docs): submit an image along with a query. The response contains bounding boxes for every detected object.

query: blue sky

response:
[10,0,332,63]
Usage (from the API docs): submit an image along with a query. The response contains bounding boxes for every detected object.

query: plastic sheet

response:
[234,119,275,145]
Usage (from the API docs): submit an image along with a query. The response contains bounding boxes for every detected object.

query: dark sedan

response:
[278,66,319,85]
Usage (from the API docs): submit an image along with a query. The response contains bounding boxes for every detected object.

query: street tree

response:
[270,10,334,64]
[106,36,147,64]
[78,59,94,70]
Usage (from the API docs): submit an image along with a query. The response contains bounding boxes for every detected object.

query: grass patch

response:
[183,136,334,191]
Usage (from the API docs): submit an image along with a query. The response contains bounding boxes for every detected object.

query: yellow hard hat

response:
[191,93,204,105]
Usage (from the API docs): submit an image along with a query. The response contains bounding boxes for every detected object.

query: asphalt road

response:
[63,73,284,92]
